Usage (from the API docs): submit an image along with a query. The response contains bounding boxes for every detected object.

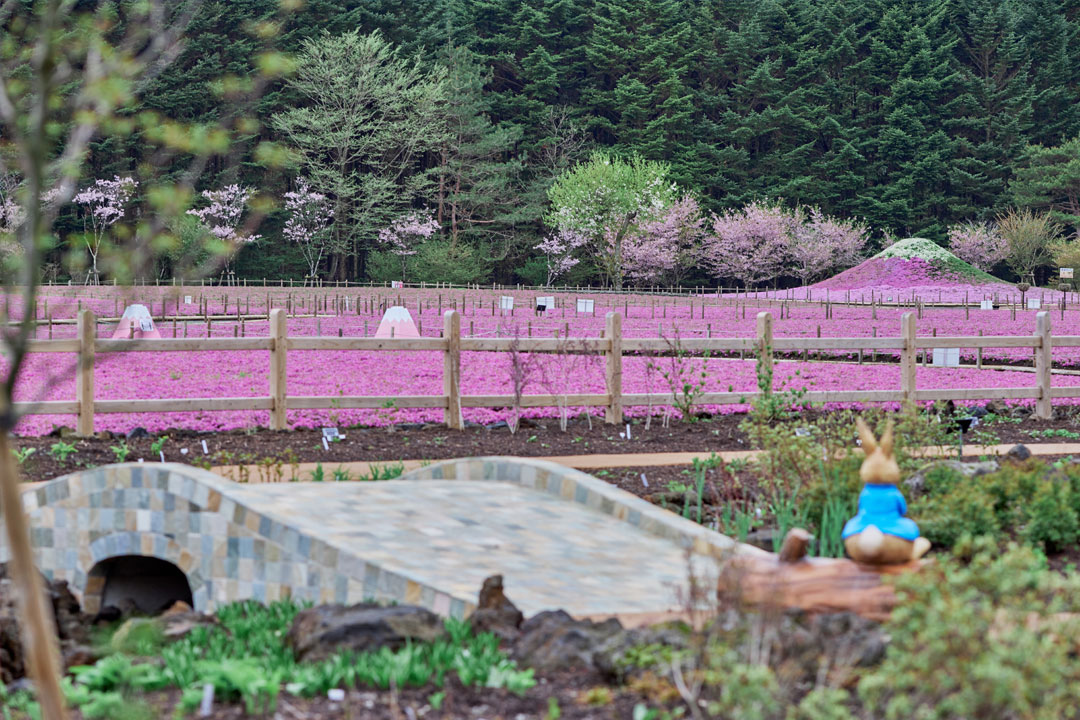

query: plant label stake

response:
[201,440,208,454]
[199,684,215,717]
[625,423,631,440]
[159,451,165,463]
[640,473,648,488]
[322,437,330,451]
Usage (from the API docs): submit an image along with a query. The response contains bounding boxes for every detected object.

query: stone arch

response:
[83,532,206,614]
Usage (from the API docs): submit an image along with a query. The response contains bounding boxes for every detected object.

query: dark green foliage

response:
[60,0,1080,283]
[914,460,1080,552]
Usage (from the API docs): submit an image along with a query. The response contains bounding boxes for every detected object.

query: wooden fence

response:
[16,309,1071,435]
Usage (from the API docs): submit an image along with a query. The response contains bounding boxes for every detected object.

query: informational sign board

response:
[391,280,403,289]
[184,295,193,304]
[139,318,154,332]
[321,427,340,441]
[499,296,514,311]
[1062,268,1074,279]
[932,348,960,367]
[576,299,595,313]
[980,300,993,310]
[1027,298,1042,310]
[535,296,554,311]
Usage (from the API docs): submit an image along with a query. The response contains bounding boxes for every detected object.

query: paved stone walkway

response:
[228,478,707,617]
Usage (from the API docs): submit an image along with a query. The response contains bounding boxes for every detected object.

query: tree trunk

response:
[0,432,66,719]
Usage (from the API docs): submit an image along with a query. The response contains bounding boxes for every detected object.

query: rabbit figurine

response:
[842,418,931,565]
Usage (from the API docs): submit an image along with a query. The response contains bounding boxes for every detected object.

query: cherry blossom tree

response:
[73,176,137,284]
[546,153,676,290]
[186,184,261,278]
[705,201,795,287]
[283,178,334,283]
[378,209,440,280]
[788,208,868,284]
[535,229,587,285]
[623,195,705,286]
[948,220,1009,271]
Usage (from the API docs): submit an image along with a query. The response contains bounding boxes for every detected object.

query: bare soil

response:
[15,408,1080,485]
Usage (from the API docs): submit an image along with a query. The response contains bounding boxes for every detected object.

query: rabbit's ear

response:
[856,417,877,453]
[880,420,895,456]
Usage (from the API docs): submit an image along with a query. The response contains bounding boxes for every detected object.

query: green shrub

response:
[858,539,1080,720]
[917,483,1000,548]
[1025,480,1079,552]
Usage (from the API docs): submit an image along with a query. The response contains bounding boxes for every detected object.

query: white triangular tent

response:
[374,306,419,338]
[112,304,161,339]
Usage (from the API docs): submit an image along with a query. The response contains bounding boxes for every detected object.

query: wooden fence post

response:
[901,312,916,406]
[1035,311,1052,420]
[605,312,623,424]
[76,309,95,436]
[269,309,287,430]
[756,312,773,395]
[443,310,463,429]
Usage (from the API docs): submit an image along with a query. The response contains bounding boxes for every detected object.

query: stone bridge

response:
[1,459,739,620]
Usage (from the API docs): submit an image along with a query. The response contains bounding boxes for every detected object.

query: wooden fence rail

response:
[13,309,1066,435]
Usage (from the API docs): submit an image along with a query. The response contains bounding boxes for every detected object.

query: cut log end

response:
[778,528,812,563]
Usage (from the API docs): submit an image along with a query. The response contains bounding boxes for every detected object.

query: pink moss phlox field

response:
[10,286,1080,435]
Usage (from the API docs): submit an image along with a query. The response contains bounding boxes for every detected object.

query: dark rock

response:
[518,418,541,429]
[0,563,89,684]
[903,460,999,496]
[159,601,218,639]
[62,644,99,669]
[985,400,1011,417]
[93,606,123,625]
[468,575,524,643]
[969,406,988,419]
[93,431,114,441]
[511,610,623,672]
[47,425,73,437]
[464,421,483,429]
[396,423,425,431]
[286,604,446,663]
[593,624,691,682]
[126,427,150,439]
[770,610,887,684]
[1006,444,1032,463]
[486,420,510,430]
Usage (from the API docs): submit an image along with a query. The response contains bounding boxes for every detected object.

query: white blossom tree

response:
[283,178,334,283]
[186,184,261,279]
[378,209,440,280]
[73,176,137,284]
[535,229,587,285]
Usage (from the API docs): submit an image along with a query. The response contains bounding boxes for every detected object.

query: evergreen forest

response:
[41,0,1080,285]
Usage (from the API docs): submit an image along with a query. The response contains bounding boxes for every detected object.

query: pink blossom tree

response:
[623,195,704,286]
[378,209,440,280]
[283,178,334,284]
[535,229,587,285]
[788,208,868,284]
[187,184,261,278]
[948,221,1008,271]
[705,201,794,287]
[73,176,137,284]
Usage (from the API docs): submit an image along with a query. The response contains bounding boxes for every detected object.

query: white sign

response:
[184,295,193,304]
[980,300,993,310]
[1027,298,1041,310]
[391,280,403,289]
[1062,267,1074,279]
[499,296,514,311]
[535,296,554,311]
[932,348,960,367]
[576,299,594,313]
[139,318,154,332]
[321,427,340,441]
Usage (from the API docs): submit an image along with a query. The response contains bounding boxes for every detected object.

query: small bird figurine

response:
[843,418,931,565]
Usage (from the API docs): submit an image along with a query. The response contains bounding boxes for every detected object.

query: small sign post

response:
[499,296,514,311]
[576,298,594,314]
[1061,268,1074,279]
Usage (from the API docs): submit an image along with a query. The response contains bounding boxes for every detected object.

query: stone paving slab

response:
[230,479,707,616]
